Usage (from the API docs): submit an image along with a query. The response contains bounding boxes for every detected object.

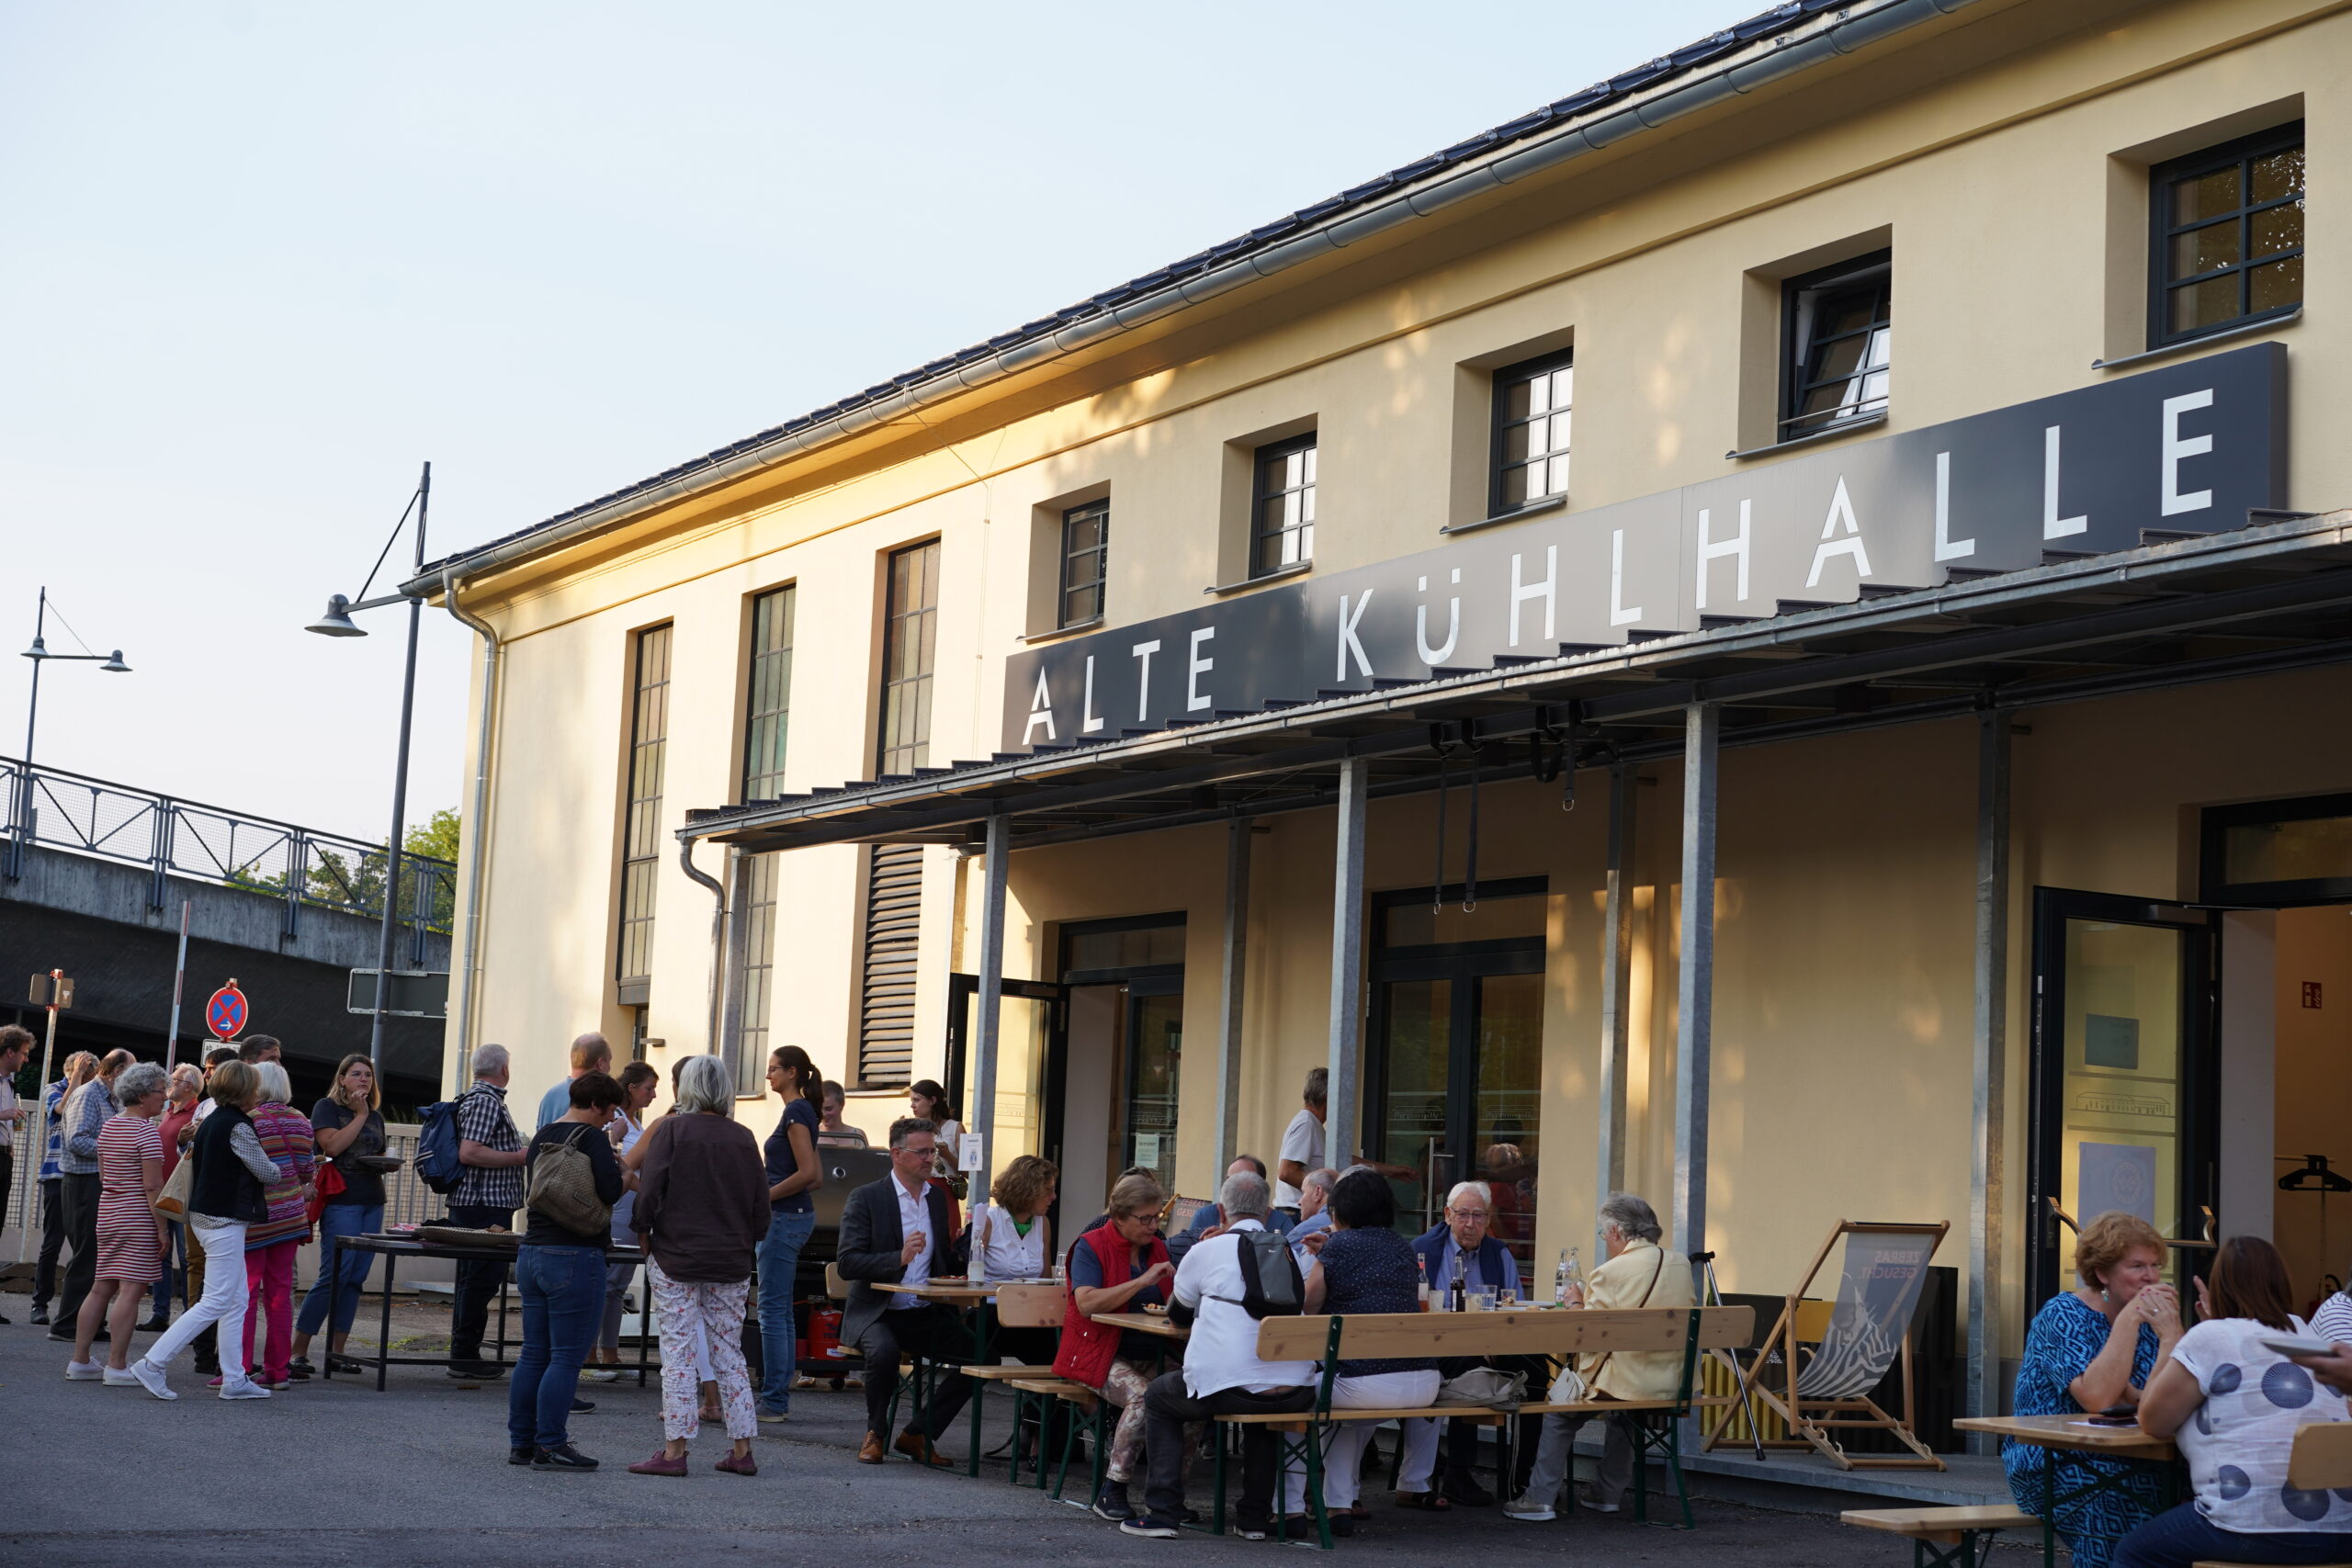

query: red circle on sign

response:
[206,983,248,1040]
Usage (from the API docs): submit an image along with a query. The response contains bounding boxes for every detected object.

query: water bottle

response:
[970,1210,989,1284]
[1557,1246,1581,1306]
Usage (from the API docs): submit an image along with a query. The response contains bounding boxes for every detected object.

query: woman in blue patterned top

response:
[1282,1167,1440,1533]
[2007,1211,2185,1568]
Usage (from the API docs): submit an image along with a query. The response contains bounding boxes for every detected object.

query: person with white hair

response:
[447,1042,527,1380]
[1286,1168,1340,1273]
[231,1060,317,1390]
[1398,1179,1529,1509]
[65,1061,170,1383]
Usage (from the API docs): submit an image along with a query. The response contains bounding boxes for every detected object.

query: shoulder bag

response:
[526,1124,612,1236]
[1547,1246,1668,1404]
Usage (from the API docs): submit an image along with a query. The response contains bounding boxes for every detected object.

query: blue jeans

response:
[297,1203,385,1337]
[507,1245,605,1450]
[2115,1504,2352,1568]
[757,1207,816,1413]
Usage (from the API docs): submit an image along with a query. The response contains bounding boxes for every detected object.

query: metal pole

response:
[1215,817,1252,1171]
[164,900,191,1069]
[1673,704,1719,1260]
[971,814,1010,1210]
[11,589,45,881]
[1596,761,1637,1248]
[18,970,62,1265]
[1327,758,1370,1177]
[1967,710,2012,1449]
[368,462,428,1068]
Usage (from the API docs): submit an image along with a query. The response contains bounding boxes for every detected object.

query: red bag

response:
[307,1160,346,1226]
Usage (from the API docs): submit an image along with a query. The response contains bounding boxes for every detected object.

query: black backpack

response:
[1223,1227,1306,1320]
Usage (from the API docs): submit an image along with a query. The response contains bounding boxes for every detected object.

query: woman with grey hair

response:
[232,1061,316,1389]
[67,1061,170,1383]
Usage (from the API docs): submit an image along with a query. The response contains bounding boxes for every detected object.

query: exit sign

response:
[2306,982,2324,1010]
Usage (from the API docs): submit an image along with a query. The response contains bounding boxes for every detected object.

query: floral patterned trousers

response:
[648,1258,757,1442]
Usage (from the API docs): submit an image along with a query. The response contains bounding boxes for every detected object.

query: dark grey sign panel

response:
[1004,344,2287,750]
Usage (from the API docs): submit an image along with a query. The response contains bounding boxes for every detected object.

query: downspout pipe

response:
[440,567,500,1086]
[679,839,729,1056]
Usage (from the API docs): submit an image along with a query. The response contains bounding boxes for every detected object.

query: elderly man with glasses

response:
[1395,1180,1542,1509]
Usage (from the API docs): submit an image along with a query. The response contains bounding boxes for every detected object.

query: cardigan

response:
[631,1112,768,1281]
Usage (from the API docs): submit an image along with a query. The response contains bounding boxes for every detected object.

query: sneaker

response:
[65,1359,102,1381]
[1232,1517,1272,1542]
[1503,1494,1556,1522]
[45,1328,74,1344]
[571,1398,595,1415]
[509,1446,535,1467]
[262,1378,291,1391]
[1091,1481,1135,1522]
[128,1359,176,1401]
[219,1378,272,1400]
[757,1406,790,1424]
[582,1367,622,1383]
[1442,1472,1496,1508]
[102,1367,143,1388]
[532,1444,599,1472]
[29,1305,50,1325]
[1119,1516,1180,1540]
[1573,1484,1622,1516]
[208,1375,224,1388]
[136,1315,168,1332]
[628,1450,688,1477]
[716,1450,757,1476]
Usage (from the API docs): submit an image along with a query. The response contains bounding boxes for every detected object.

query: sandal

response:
[1393,1491,1453,1511]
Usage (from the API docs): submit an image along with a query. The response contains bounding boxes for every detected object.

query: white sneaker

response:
[1503,1494,1556,1522]
[102,1367,143,1387]
[1574,1484,1622,1515]
[219,1377,272,1400]
[129,1359,177,1401]
[65,1359,103,1382]
[582,1367,622,1383]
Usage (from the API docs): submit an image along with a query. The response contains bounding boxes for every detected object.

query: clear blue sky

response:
[3,0,1744,840]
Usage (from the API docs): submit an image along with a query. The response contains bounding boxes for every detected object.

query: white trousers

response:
[1283,1368,1442,1513]
[142,1216,251,1381]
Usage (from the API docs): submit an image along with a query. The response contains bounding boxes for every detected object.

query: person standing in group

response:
[537,1033,613,1132]
[506,1070,628,1472]
[837,1116,976,1467]
[754,1044,824,1424]
[65,1062,170,1384]
[235,1036,281,1066]
[1272,1069,1329,1227]
[125,1060,281,1400]
[908,1081,962,1181]
[148,1065,203,1328]
[586,1060,659,1384]
[0,1026,31,1324]
[233,1063,315,1391]
[51,1049,133,1343]
[448,1043,528,1380]
[625,1055,768,1477]
[290,1053,389,1378]
[817,1081,866,1145]
[29,1051,97,1328]
[1057,1171,1175,1523]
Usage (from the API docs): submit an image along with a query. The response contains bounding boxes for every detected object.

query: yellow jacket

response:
[1579,1236,1697,1402]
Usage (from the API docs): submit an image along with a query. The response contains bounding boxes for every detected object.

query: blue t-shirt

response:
[1070,1236,1168,1362]
[763,1097,820,1214]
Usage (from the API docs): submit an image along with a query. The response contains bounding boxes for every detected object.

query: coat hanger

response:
[2278,1154,2352,1193]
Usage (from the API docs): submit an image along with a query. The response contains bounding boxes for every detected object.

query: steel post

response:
[1216,817,1252,1170]
[972,814,1010,1208]
[164,900,191,1069]
[1327,758,1369,1177]
[367,461,428,1068]
[1673,704,1718,1259]
[1596,761,1637,1246]
[1967,710,2012,1448]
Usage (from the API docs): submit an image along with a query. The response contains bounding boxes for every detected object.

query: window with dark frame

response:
[1251,434,1317,578]
[876,539,939,776]
[1781,250,1892,444]
[1492,353,1573,514]
[615,623,672,999]
[2151,123,2304,348]
[734,584,794,1092]
[1059,499,1108,627]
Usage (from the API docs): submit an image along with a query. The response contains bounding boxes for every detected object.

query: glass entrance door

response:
[2027,888,2218,1309]
[944,974,1063,1173]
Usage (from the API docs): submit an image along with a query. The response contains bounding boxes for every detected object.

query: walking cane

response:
[1690,1251,1765,1461]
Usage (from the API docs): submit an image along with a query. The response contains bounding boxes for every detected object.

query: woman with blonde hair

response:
[2005,1210,2184,1567]
[292,1053,388,1378]
[29,1051,99,1326]
[64,1062,170,1384]
[232,1061,315,1390]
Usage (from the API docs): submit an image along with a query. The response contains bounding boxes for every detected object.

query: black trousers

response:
[856,1303,976,1440]
[1142,1371,1315,1527]
[0,1147,13,1242]
[1435,1353,1547,1489]
[33,1178,64,1307]
[447,1203,514,1360]
[54,1171,100,1328]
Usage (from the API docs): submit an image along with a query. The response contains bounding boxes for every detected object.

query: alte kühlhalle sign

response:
[1004,343,2287,751]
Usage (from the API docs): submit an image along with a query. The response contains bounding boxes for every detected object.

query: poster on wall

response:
[2080,1141,2159,1225]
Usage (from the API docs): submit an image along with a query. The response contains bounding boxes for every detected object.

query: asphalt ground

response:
[0,1282,1983,1567]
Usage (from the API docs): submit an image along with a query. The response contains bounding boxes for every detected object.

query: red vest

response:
[1053,1224,1170,1387]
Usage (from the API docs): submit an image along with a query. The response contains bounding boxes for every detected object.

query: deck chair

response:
[1706,1220,1949,1471]
[1164,1194,1212,1235]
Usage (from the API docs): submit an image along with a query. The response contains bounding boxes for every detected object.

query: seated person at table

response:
[1057,1172,1176,1523]
[1281,1167,1437,1534]
[2116,1236,2352,1568]
[1167,1156,1291,1265]
[1506,1191,1694,1520]
[835,1116,975,1468]
[972,1156,1061,1380]
[1285,1168,1338,1273]
[2006,1211,2184,1568]
[1396,1180,1534,1508]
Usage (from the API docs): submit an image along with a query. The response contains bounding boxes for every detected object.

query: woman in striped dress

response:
[233,1063,315,1391]
[67,1062,170,1384]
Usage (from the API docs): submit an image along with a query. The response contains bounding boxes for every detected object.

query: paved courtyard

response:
[0,1284,1996,1566]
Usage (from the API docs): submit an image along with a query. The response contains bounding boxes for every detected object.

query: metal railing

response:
[0,756,453,962]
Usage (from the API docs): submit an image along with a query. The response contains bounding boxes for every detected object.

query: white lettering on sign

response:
[1416,570,1462,665]
[2162,389,2215,515]
[2042,425,2087,539]
[1933,451,1973,561]
[1804,476,1873,589]
[1337,591,1374,680]
[1695,501,1751,611]
[1081,655,1104,734]
[1509,547,1556,648]
[1609,529,1643,626]
[1023,668,1057,744]
[1187,626,1216,711]
[1132,639,1161,721]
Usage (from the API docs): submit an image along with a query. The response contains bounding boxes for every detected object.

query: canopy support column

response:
[1968,711,2012,1449]
[1327,759,1369,1180]
[1596,761,1638,1249]
[1216,817,1252,1172]
[1673,704,1718,1261]
[971,814,1009,1205]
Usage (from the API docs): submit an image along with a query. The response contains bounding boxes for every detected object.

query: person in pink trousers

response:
[234,1063,315,1390]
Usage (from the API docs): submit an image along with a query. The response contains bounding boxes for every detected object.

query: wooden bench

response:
[1841,1505,2041,1568]
[1214,1304,1753,1550]
[2193,1424,2352,1568]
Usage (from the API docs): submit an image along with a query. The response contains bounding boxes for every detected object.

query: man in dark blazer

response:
[837,1115,973,1465]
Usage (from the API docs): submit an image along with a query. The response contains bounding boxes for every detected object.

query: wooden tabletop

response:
[1091,1311,1189,1340]
[884,1278,1009,1301]
[1954,1414,2179,1461]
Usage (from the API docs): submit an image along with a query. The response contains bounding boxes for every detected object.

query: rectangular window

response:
[1251,434,1317,578]
[732,583,794,1092]
[857,843,925,1086]
[736,854,779,1093]
[616,623,672,1000]
[1059,499,1109,627]
[1781,250,1891,443]
[876,540,939,776]
[2151,124,2304,347]
[1491,353,1573,513]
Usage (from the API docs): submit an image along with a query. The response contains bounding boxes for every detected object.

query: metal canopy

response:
[680,513,2352,855]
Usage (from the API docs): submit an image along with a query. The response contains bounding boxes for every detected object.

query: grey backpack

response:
[526,1124,609,1236]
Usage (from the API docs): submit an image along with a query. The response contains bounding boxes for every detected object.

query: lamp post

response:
[9,588,132,881]
[306,460,430,1069]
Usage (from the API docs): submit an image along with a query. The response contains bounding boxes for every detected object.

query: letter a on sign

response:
[1804,476,1874,589]
[1023,669,1057,744]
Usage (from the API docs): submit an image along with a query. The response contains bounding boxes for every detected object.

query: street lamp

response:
[308,459,431,1069]
[8,587,132,880]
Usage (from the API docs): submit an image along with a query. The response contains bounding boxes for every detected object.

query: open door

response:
[943,972,1067,1184]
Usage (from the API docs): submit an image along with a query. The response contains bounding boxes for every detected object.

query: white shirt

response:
[2173,1314,2352,1534]
[2311,1292,2352,1345]
[888,1173,933,1311]
[607,1111,645,1244]
[1171,1219,1317,1397]
[1273,1107,1324,1209]
[974,1202,1047,1280]
[933,1118,964,1178]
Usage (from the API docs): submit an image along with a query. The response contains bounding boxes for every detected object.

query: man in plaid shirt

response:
[447,1043,527,1379]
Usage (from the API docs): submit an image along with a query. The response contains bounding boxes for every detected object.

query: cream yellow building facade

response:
[414,0,2352,1429]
